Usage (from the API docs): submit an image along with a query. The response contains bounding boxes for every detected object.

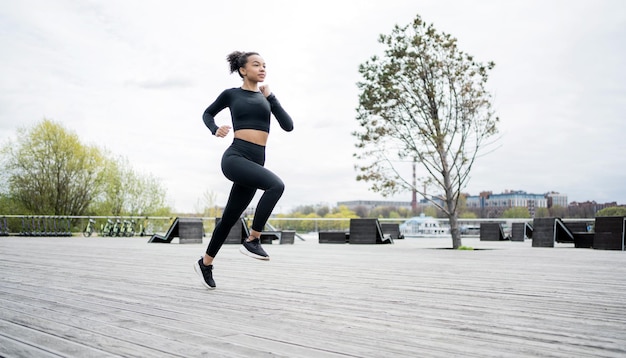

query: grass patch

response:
[457,246,474,250]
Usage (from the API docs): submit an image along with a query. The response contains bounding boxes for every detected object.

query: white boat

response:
[399,214,449,237]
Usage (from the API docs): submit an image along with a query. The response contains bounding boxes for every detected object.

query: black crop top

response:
[202,88,293,135]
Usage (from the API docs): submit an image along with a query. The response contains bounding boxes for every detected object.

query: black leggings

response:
[206,138,285,257]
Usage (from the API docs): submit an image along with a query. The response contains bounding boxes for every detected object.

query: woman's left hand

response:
[259,85,271,97]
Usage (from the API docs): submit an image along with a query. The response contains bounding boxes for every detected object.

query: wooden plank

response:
[0,334,65,358]
[0,320,114,358]
[1,236,626,357]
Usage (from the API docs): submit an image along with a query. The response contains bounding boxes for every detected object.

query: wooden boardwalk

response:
[1,234,625,357]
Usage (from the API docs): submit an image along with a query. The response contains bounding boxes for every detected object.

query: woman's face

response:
[240,54,266,82]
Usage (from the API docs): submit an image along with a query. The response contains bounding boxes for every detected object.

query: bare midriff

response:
[234,129,269,146]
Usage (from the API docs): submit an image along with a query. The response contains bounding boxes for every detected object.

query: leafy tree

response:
[90,155,169,216]
[2,119,107,215]
[316,206,330,217]
[502,207,531,219]
[291,205,316,216]
[457,193,471,217]
[353,205,369,218]
[549,205,568,218]
[423,206,438,218]
[128,172,169,215]
[534,207,550,218]
[302,212,324,231]
[89,155,124,215]
[276,211,322,232]
[595,206,626,217]
[1,119,170,217]
[396,207,412,217]
[459,211,477,219]
[116,158,168,216]
[328,205,359,218]
[354,15,499,248]
[370,206,394,218]
[325,205,358,231]
[0,194,22,215]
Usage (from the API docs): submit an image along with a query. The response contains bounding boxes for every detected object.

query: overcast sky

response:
[1,0,625,213]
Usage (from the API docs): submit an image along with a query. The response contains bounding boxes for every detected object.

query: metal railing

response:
[0,214,596,237]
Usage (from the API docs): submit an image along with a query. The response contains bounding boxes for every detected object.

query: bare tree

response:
[194,189,220,217]
[354,15,499,248]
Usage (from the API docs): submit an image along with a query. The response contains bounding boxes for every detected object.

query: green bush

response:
[596,206,626,217]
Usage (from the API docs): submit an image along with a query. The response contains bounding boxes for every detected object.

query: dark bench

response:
[554,218,576,244]
[532,217,586,247]
[381,223,404,240]
[563,221,589,234]
[573,232,595,248]
[278,230,295,244]
[318,231,349,244]
[593,216,625,250]
[480,222,509,241]
[562,220,594,248]
[511,222,532,242]
[532,218,555,247]
[148,217,204,244]
[532,218,567,247]
[348,219,393,244]
[218,218,295,245]
[216,217,249,244]
[260,230,296,245]
[0,217,9,236]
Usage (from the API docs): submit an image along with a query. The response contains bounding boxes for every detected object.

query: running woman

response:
[194,51,294,289]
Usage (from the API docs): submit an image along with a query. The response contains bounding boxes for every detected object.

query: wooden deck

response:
[1,234,625,357]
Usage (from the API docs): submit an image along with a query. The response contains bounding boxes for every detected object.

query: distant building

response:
[342,190,573,218]
[466,190,551,218]
[337,200,412,211]
[546,192,568,208]
[568,201,617,217]
[337,197,445,212]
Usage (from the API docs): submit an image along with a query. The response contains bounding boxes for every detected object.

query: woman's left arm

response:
[260,85,293,132]
[267,94,294,132]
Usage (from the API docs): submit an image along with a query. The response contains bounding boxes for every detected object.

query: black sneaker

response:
[239,238,270,261]
[194,258,216,289]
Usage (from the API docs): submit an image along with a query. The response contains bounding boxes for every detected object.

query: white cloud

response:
[1,0,625,213]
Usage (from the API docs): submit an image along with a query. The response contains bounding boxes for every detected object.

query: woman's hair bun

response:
[226,51,245,74]
[226,51,260,77]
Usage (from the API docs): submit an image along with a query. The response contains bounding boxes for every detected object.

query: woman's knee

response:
[270,177,285,195]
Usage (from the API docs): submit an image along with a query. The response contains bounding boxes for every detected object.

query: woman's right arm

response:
[202,90,230,135]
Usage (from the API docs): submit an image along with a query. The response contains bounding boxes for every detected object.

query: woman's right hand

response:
[215,125,232,138]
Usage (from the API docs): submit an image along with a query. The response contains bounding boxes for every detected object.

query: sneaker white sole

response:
[239,246,270,261]
[193,261,216,290]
